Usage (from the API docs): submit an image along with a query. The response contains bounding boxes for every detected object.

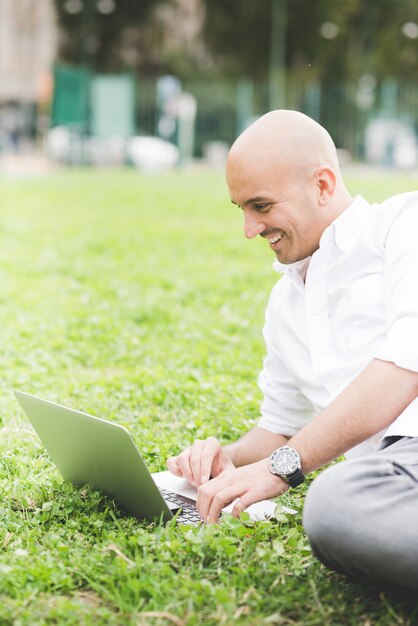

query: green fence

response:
[52,66,91,132]
[52,65,418,160]
[52,66,135,138]
[90,74,135,137]
[135,76,418,159]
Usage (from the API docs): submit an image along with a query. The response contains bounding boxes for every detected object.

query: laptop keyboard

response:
[159,488,202,525]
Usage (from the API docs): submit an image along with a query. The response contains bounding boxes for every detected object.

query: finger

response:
[197,475,239,523]
[174,447,195,485]
[231,493,253,518]
[196,473,225,521]
[166,457,183,477]
[200,437,221,484]
[210,441,226,477]
[211,449,234,477]
[206,483,244,524]
[189,439,204,486]
[211,453,222,478]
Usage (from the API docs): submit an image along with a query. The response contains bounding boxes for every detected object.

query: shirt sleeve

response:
[374,193,418,372]
[258,284,316,436]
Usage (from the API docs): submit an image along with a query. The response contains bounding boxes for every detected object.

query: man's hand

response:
[166,436,235,487]
[196,458,289,523]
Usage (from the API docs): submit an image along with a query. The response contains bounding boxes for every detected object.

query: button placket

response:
[305,246,334,385]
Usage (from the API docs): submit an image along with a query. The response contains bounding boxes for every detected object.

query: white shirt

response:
[258,193,418,456]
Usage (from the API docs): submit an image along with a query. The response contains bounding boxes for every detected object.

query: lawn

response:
[0,168,417,625]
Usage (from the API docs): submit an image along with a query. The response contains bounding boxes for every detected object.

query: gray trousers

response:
[303,436,418,589]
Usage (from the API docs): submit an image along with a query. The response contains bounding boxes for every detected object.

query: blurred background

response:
[1,0,418,172]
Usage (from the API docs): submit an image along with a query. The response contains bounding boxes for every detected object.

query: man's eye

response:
[254,204,270,212]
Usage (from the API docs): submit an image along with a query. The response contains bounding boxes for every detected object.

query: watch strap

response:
[286,468,305,488]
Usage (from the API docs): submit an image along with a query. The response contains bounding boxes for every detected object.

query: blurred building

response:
[0,0,57,103]
[0,0,57,152]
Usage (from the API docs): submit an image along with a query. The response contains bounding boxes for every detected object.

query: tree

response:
[201,0,418,84]
[53,0,418,84]
[53,0,169,72]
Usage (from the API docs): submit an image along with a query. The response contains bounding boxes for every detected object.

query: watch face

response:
[270,446,301,476]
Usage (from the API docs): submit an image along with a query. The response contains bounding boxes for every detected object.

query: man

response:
[167,110,418,589]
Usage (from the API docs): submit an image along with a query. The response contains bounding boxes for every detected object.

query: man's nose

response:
[244,211,265,239]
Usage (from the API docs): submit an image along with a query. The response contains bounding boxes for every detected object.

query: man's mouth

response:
[263,230,284,246]
[267,232,283,244]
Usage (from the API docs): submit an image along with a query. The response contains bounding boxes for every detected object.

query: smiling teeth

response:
[268,232,283,244]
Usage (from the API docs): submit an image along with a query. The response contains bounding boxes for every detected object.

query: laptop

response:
[14,390,284,525]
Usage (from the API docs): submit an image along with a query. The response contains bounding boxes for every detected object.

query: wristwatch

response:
[269,445,305,488]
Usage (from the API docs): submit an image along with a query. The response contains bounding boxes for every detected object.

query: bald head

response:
[227,109,340,180]
[226,110,353,265]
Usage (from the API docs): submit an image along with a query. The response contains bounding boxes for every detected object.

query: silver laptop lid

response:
[14,390,173,523]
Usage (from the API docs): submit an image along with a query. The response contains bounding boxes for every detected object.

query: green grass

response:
[0,168,418,625]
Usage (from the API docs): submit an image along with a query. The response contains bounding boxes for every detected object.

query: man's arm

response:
[289,358,418,473]
[224,427,289,467]
[196,358,418,522]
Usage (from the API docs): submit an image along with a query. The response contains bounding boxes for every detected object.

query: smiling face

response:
[227,157,329,265]
[226,110,350,265]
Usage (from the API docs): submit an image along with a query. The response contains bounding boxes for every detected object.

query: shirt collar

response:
[272,257,309,293]
[331,194,371,253]
[273,257,309,277]
[272,194,371,277]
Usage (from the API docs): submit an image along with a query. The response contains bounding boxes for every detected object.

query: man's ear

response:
[314,167,336,205]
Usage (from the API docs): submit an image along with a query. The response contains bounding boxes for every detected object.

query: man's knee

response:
[302,457,418,588]
[302,461,353,564]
